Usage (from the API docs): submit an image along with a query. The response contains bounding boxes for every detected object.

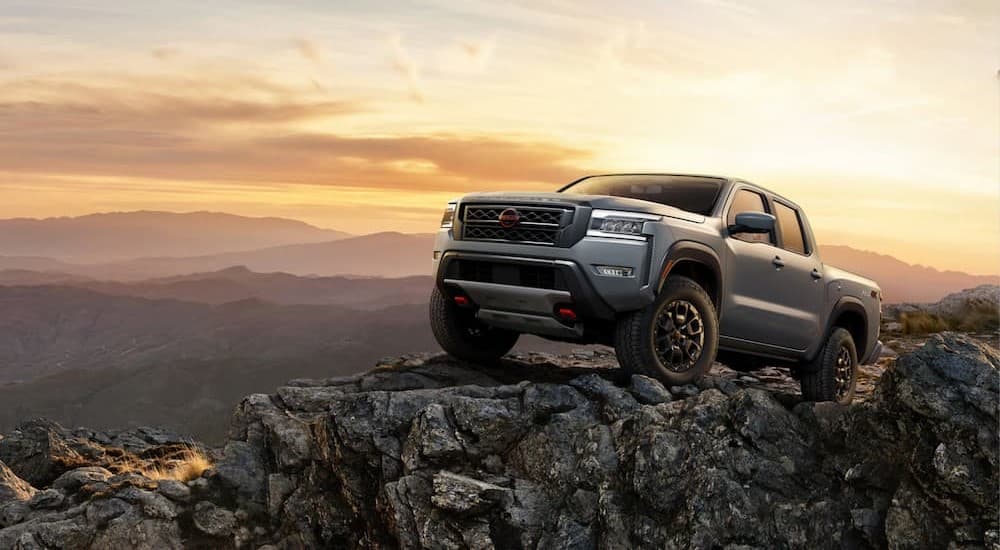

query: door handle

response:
[772,256,785,268]
[811,269,823,280]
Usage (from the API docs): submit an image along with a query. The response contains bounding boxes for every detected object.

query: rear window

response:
[774,201,809,255]
[560,175,724,215]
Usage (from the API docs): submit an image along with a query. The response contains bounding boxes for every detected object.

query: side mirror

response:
[729,211,775,235]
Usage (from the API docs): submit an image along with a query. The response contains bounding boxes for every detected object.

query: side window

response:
[726,189,771,244]
[774,202,809,255]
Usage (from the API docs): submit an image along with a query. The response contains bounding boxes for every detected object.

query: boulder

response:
[0,461,35,504]
[0,420,85,486]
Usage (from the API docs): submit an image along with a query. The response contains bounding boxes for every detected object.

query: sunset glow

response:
[1,1,997,273]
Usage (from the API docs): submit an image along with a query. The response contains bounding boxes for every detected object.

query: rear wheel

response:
[614,276,718,386]
[429,287,519,363]
[800,327,857,404]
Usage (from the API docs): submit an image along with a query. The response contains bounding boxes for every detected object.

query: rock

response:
[266,474,295,517]
[155,480,191,503]
[27,489,64,510]
[0,420,84,486]
[215,440,267,507]
[0,334,994,548]
[430,471,510,514]
[114,487,177,520]
[85,497,130,526]
[627,375,673,405]
[32,518,92,548]
[52,466,113,493]
[89,509,183,550]
[213,333,996,548]
[669,384,699,398]
[0,461,35,503]
[192,501,236,538]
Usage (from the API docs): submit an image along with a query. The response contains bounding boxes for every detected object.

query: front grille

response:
[461,204,573,246]
[447,259,567,290]
[464,226,559,245]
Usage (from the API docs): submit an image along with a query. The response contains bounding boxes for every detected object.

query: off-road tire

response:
[429,286,519,363]
[800,327,858,404]
[614,275,719,386]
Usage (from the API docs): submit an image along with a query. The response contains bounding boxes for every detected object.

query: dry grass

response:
[104,444,213,483]
[900,305,999,336]
[900,312,950,335]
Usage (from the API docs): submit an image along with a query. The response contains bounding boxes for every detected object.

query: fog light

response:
[453,295,470,306]
[594,265,634,277]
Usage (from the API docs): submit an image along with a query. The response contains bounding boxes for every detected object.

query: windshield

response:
[560,175,724,215]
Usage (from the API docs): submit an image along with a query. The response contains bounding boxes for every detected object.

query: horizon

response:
[1,207,998,277]
[1,1,998,274]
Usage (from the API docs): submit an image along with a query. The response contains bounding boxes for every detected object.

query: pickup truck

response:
[430,174,883,404]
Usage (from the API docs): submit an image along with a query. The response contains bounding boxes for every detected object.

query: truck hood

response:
[823,264,880,291]
[458,191,706,223]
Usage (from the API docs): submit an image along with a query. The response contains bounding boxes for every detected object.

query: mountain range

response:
[0,211,349,262]
[0,211,993,302]
[0,266,432,308]
[819,245,997,303]
[0,284,574,440]
[0,231,435,281]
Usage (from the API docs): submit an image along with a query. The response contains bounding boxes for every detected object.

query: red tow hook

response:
[555,306,578,322]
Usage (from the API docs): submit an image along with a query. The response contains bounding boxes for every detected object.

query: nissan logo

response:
[498,208,520,229]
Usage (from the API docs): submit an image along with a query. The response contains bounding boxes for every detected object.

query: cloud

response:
[0,76,590,192]
[459,34,496,71]
[387,34,425,103]
[293,38,324,64]
[261,134,591,185]
[0,76,362,130]
[151,47,178,61]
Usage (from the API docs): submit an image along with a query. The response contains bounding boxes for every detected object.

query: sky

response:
[0,0,998,274]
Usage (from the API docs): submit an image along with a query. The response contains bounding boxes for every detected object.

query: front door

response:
[720,189,824,351]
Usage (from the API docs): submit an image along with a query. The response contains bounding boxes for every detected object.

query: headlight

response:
[587,209,660,239]
[440,203,457,228]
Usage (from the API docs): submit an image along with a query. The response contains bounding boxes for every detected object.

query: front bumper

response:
[433,230,658,337]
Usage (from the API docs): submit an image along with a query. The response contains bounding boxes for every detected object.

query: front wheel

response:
[614,276,719,386]
[800,327,858,404]
[429,287,519,363]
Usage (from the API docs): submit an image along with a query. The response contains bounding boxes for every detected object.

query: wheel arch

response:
[821,297,868,361]
[657,241,723,316]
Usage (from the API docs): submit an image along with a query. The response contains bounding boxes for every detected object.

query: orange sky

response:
[0,1,998,274]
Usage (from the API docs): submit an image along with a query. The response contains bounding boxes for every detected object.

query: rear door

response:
[767,200,825,349]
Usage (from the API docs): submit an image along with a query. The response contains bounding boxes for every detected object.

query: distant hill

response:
[0,268,91,286]
[0,222,994,302]
[0,232,436,281]
[0,266,433,308]
[91,231,436,280]
[0,211,349,262]
[0,285,434,384]
[819,245,998,303]
[0,285,582,440]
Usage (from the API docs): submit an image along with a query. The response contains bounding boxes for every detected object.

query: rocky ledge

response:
[1,333,997,549]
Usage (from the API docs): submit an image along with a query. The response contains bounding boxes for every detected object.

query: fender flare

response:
[656,240,724,315]
[805,296,869,364]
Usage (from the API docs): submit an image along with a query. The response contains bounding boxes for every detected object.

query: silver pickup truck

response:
[430,174,882,404]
